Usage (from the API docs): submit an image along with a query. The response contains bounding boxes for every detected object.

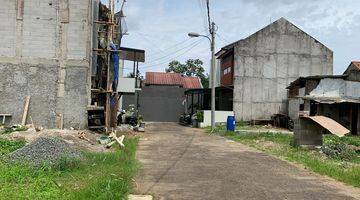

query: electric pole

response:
[210,22,216,131]
[188,0,216,131]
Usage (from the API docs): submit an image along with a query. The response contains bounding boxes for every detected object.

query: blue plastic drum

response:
[226,116,236,131]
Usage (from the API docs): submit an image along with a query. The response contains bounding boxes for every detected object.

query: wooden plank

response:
[305,115,350,137]
[21,96,30,125]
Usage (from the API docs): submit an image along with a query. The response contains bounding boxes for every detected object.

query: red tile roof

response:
[145,72,202,89]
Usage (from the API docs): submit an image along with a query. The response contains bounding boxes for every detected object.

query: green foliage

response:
[196,110,204,122]
[211,128,360,187]
[321,135,359,162]
[0,139,25,156]
[2,125,28,134]
[0,138,140,199]
[321,143,357,161]
[166,59,209,88]
[324,135,360,147]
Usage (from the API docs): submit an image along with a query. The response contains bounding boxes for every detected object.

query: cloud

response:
[111,0,360,75]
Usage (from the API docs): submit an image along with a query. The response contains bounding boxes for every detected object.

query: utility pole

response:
[210,22,216,131]
[189,0,216,131]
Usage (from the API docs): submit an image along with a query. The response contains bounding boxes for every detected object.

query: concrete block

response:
[128,195,153,200]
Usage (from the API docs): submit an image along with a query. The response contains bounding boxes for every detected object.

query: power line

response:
[198,0,209,32]
[140,38,206,69]
[206,0,212,34]
[216,34,227,46]
[216,32,231,45]
[144,37,206,65]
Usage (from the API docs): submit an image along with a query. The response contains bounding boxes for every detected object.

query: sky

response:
[101,0,360,75]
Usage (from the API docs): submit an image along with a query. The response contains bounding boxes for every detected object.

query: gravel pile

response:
[9,137,82,166]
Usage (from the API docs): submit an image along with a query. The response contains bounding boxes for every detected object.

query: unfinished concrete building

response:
[216,18,333,122]
[0,0,101,128]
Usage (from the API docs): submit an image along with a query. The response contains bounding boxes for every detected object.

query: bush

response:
[196,111,204,122]
[321,143,358,161]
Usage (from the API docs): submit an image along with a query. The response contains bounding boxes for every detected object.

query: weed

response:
[0,139,25,156]
[212,130,360,187]
[0,137,140,199]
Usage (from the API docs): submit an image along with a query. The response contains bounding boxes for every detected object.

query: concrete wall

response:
[0,0,94,128]
[288,98,300,120]
[294,118,323,146]
[233,18,333,121]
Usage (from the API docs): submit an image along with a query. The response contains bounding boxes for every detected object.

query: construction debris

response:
[78,131,94,144]
[304,115,350,137]
[21,96,30,125]
[109,132,125,147]
[9,137,82,166]
[1,124,27,134]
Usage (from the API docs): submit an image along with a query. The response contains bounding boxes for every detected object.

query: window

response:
[223,67,231,75]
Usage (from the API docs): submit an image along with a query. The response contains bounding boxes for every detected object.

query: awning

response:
[303,115,350,137]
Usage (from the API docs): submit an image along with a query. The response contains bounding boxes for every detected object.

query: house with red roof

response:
[122,72,203,122]
[144,72,203,89]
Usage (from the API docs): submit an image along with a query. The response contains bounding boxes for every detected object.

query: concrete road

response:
[135,123,360,200]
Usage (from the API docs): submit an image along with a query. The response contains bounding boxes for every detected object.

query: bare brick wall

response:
[0,0,95,128]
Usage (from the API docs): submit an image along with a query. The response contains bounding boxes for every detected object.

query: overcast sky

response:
[102,0,360,75]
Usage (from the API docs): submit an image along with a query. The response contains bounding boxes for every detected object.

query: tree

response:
[166,59,209,88]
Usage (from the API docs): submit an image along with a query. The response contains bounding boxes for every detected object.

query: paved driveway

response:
[135,123,360,200]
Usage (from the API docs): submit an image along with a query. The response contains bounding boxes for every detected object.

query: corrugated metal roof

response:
[352,61,360,70]
[145,72,202,89]
[304,115,350,137]
[145,72,183,86]
[286,75,347,89]
[183,76,202,89]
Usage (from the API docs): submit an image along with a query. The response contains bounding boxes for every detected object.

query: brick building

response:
[0,0,98,128]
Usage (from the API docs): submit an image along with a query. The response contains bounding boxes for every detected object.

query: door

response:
[351,104,358,135]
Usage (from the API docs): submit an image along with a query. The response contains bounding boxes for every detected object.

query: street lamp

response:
[188,32,201,38]
[188,22,216,131]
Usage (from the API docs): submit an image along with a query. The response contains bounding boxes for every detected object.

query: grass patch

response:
[210,128,360,187]
[0,137,140,199]
[0,139,26,156]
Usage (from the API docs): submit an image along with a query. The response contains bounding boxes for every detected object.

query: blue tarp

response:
[110,43,119,92]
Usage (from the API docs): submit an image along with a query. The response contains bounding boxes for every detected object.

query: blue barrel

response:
[226,116,236,131]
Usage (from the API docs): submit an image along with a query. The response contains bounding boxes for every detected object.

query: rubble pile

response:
[9,137,82,166]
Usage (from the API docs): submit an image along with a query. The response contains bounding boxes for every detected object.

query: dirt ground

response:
[135,122,360,200]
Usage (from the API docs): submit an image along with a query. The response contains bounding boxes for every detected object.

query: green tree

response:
[166,59,209,88]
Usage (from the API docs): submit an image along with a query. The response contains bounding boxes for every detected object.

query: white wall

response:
[200,110,235,127]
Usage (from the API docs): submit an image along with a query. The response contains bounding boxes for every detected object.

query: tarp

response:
[304,115,350,137]
[110,43,119,92]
